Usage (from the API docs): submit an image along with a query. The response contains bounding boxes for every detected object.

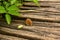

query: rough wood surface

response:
[0,0,60,40]
[0,34,28,40]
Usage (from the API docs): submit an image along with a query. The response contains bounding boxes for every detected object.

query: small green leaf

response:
[10,0,17,4]
[8,5,19,11]
[3,2,10,8]
[33,0,40,7]
[8,10,20,16]
[5,14,11,24]
[0,6,6,13]
[18,25,23,29]
[0,0,1,1]
[25,0,32,1]
[15,2,22,6]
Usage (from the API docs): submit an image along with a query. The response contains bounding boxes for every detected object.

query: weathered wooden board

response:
[0,34,28,40]
[38,0,60,1]
[0,0,60,40]
[0,20,60,40]
[17,1,60,23]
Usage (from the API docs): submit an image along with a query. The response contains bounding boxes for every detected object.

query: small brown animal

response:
[25,18,32,26]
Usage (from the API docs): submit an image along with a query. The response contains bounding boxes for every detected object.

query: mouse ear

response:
[25,18,32,26]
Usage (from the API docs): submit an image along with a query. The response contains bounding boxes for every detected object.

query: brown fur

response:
[25,18,32,26]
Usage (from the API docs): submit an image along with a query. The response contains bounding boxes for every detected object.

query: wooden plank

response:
[0,27,58,40]
[20,7,60,13]
[19,12,60,22]
[0,0,60,40]
[0,20,60,28]
[17,1,60,22]
[0,34,28,40]
[0,20,60,40]
[25,0,60,2]
[23,1,60,8]
[37,0,60,1]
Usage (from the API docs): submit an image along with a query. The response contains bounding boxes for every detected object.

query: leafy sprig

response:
[0,0,39,24]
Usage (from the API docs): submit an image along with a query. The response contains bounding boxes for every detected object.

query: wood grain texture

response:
[19,1,60,22]
[0,34,28,40]
[0,20,60,40]
[0,0,60,40]
[38,0,60,1]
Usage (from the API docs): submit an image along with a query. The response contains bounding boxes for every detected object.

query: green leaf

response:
[25,0,32,1]
[0,0,1,1]
[3,1,10,8]
[8,5,19,11]
[5,14,11,24]
[0,6,6,13]
[10,0,17,4]
[33,0,40,7]
[15,2,22,6]
[33,0,38,4]
[8,10,20,16]
[18,25,23,29]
